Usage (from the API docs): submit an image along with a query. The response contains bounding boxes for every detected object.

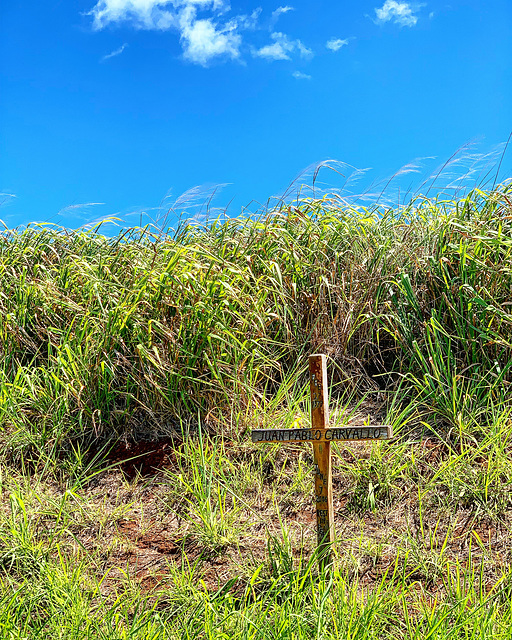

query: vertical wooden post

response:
[309,354,334,571]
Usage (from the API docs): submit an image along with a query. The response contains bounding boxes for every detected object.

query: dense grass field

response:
[1,183,512,637]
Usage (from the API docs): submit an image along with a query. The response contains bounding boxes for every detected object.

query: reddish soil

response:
[103,437,182,480]
[117,519,181,555]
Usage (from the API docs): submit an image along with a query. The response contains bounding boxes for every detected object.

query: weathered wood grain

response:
[309,354,333,570]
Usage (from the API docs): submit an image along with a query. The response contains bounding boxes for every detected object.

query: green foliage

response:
[2,184,512,637]
[1,185,511,459]
[345,444,409,513]
[169,428,246,551]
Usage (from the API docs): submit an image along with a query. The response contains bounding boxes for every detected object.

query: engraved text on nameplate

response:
[251,426,392,443]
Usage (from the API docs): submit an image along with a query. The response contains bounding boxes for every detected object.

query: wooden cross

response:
[251,354,393,570]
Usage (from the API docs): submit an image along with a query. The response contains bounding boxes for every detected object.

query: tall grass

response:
[0,184,511,460]
[1,541,512,638]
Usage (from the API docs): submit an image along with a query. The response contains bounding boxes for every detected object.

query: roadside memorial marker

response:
[251,354,393,570]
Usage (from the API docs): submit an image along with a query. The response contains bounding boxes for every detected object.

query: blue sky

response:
[1,0,511,228]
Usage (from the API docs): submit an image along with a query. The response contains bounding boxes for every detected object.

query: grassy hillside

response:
[2,184,512,454]
[0,184,512,637]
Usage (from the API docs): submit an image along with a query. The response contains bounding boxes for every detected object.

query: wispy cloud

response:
[271,5,294,24]
[373,1,423,27]
[58,202,106,215]
[253,31,313,61]
[87,2,316,66]
[254,39,290,61]
[326,38,348,52]
[88,0,248,65]
[88,0,180,31]
[101,43,128,61]
[296,40,313,58]
[229,8,262,31]
[0,192,17,212]
[292,70,311,80]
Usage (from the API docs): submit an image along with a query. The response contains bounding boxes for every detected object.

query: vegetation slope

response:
[0,184,511,638]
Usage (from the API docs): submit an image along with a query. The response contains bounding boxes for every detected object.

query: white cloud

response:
[227,8,261,31]
[179,10,241,64]
[296,40,313,58]
[88,0,178,30]
[88,0,233,30]
[254,41,290,60]
[253,31,312,61]
[87,0,251,65]
[326,37,348,52]
[292,70,311,80]
[101,42,128,61]
[271,5,294,22]
[374,1,423,27]
[87,0,313,66]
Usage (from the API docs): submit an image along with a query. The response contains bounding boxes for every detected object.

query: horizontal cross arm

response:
[251,425,393,444]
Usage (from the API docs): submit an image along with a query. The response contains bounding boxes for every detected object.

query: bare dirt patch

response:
[41,436,512,603]
[103,437,183,480]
